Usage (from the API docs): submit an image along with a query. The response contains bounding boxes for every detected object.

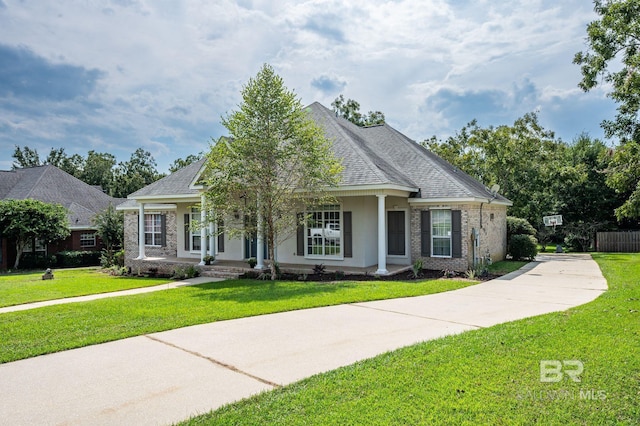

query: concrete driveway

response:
[0,254,607,425]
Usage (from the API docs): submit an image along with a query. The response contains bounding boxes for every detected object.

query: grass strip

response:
[180,253,639,425]
[0,278,476,364]
[0,268,171,307]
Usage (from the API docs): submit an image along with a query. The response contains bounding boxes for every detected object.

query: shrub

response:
[56,250,101,268]
[18,253,57,269]
[508,234,538,261]
[172,265,200,280]
[411,258,424,279]
[507,216,536,239]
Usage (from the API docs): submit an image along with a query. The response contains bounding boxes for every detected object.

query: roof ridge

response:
[312,103,408,186]
[22,166,49,199]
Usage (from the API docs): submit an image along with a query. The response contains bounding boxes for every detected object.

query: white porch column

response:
[209,221,215,256]
[136,202,146,259]
[375,194,388,275]
[255,196,265,270]
[199,194,207,265]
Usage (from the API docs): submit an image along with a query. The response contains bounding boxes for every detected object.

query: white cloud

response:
[0,0,615,172]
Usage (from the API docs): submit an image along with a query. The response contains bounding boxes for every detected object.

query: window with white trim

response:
[80,232,96,247]
[25,238,47,253]
[144,214,163,246]
[190,207,201,252]
[431,209,452,257]
[306,204,341,257]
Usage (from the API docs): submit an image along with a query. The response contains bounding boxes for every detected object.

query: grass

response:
[487,260,529,275]
[0,277,476,364]
[0,268,172,308]
[181,253,639,425]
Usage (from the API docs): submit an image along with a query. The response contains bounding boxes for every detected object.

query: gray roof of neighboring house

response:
[123,103,509,203]
[0,165,124,228]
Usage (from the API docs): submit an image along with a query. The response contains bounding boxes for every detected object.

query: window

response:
[306,205,341,257]
[190,207,201,252]
[145,214,163,246]
[431,209,452,257]
[25,238,47,253]
[80,233,96,247]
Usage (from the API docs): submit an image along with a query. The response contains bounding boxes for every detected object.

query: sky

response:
[0,0,617,174]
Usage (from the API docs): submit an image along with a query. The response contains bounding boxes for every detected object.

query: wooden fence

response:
[596,231,640,252]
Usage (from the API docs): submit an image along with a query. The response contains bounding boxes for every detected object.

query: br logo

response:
[540,360,584,383]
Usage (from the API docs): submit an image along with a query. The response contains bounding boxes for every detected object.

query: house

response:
[118,102,511,275]
[0,165,123,269]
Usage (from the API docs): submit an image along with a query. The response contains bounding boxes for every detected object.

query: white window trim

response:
[80,232,96,248]
[304,204,344,260]
[386,208,409,258]
[189,206,202,253]
[431,209,453,258]
[144,213,163,247]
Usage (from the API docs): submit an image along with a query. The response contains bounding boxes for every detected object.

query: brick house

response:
[0,165,124,269]
[119,102,511,275]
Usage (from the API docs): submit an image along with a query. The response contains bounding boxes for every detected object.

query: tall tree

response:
[80,151,116,194]
[11,145,41,169]
[574,0,640,220]
[169,153,203,173]
[331,94,385,126]
[204,64,343,279]
[112,148,164,198]
[0,199,70,269]
[425,113,562,226]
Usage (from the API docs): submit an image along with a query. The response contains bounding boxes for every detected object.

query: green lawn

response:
[487,260,529,275]
[181,253,639,425]
[0,277,477,364]
[0,268,172,308]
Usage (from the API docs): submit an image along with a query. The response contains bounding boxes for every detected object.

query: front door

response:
[244,233,269,259]
[388,211,405,256]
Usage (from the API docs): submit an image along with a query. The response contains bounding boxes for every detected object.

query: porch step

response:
[201,270,242,279]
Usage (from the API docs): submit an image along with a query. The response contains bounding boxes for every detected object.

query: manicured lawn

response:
[0,277,476,364]
[487,260,530,275]
[181,253,639,425]
[0,268,172,308]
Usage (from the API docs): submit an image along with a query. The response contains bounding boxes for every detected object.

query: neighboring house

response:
[119,102,511,275]
[0,165,124,269]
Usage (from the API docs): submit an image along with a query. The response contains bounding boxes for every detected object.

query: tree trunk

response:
[13,239,26,269]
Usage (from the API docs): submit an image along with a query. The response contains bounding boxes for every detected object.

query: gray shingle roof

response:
[0,166,124,228]
[308,102,510,201]
[127,158,206,198]
[124,103,509,203]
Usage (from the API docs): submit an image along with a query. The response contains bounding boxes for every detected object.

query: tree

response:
[12,145,41,169]
[425,113,563,226]
[80,151,116,194]
[574,0,640,220]
[112,148,164,198]
[93,203,124,267]
[169,153,203,173]
[0,199,70,269]
[331,94,385,126]
[204,64,343,280]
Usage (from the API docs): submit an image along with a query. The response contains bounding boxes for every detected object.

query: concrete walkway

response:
[0,276,219,314]
[0,254,607,425]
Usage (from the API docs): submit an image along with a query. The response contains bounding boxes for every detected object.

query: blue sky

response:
[0,0,617,173]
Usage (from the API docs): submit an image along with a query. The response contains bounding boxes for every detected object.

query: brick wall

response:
[124,210,178,263]
[410,203,507,272]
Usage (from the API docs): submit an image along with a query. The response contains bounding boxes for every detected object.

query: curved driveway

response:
[0,254,607,425]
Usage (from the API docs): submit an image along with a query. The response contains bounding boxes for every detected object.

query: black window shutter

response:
[296,213,304,256]
[420,210,430,257]
[184,214,190,251]
[452,210,462,258]
[344,211,352,258]
[217,220,224,252]
[161,214,167,247]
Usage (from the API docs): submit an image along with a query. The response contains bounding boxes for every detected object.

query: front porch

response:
[127,256,412,279]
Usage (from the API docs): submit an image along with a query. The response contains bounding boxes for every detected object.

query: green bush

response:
[507,234,538,261]
[507,216,536,239]
[56,251,101,268]
[18,253,57,269]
